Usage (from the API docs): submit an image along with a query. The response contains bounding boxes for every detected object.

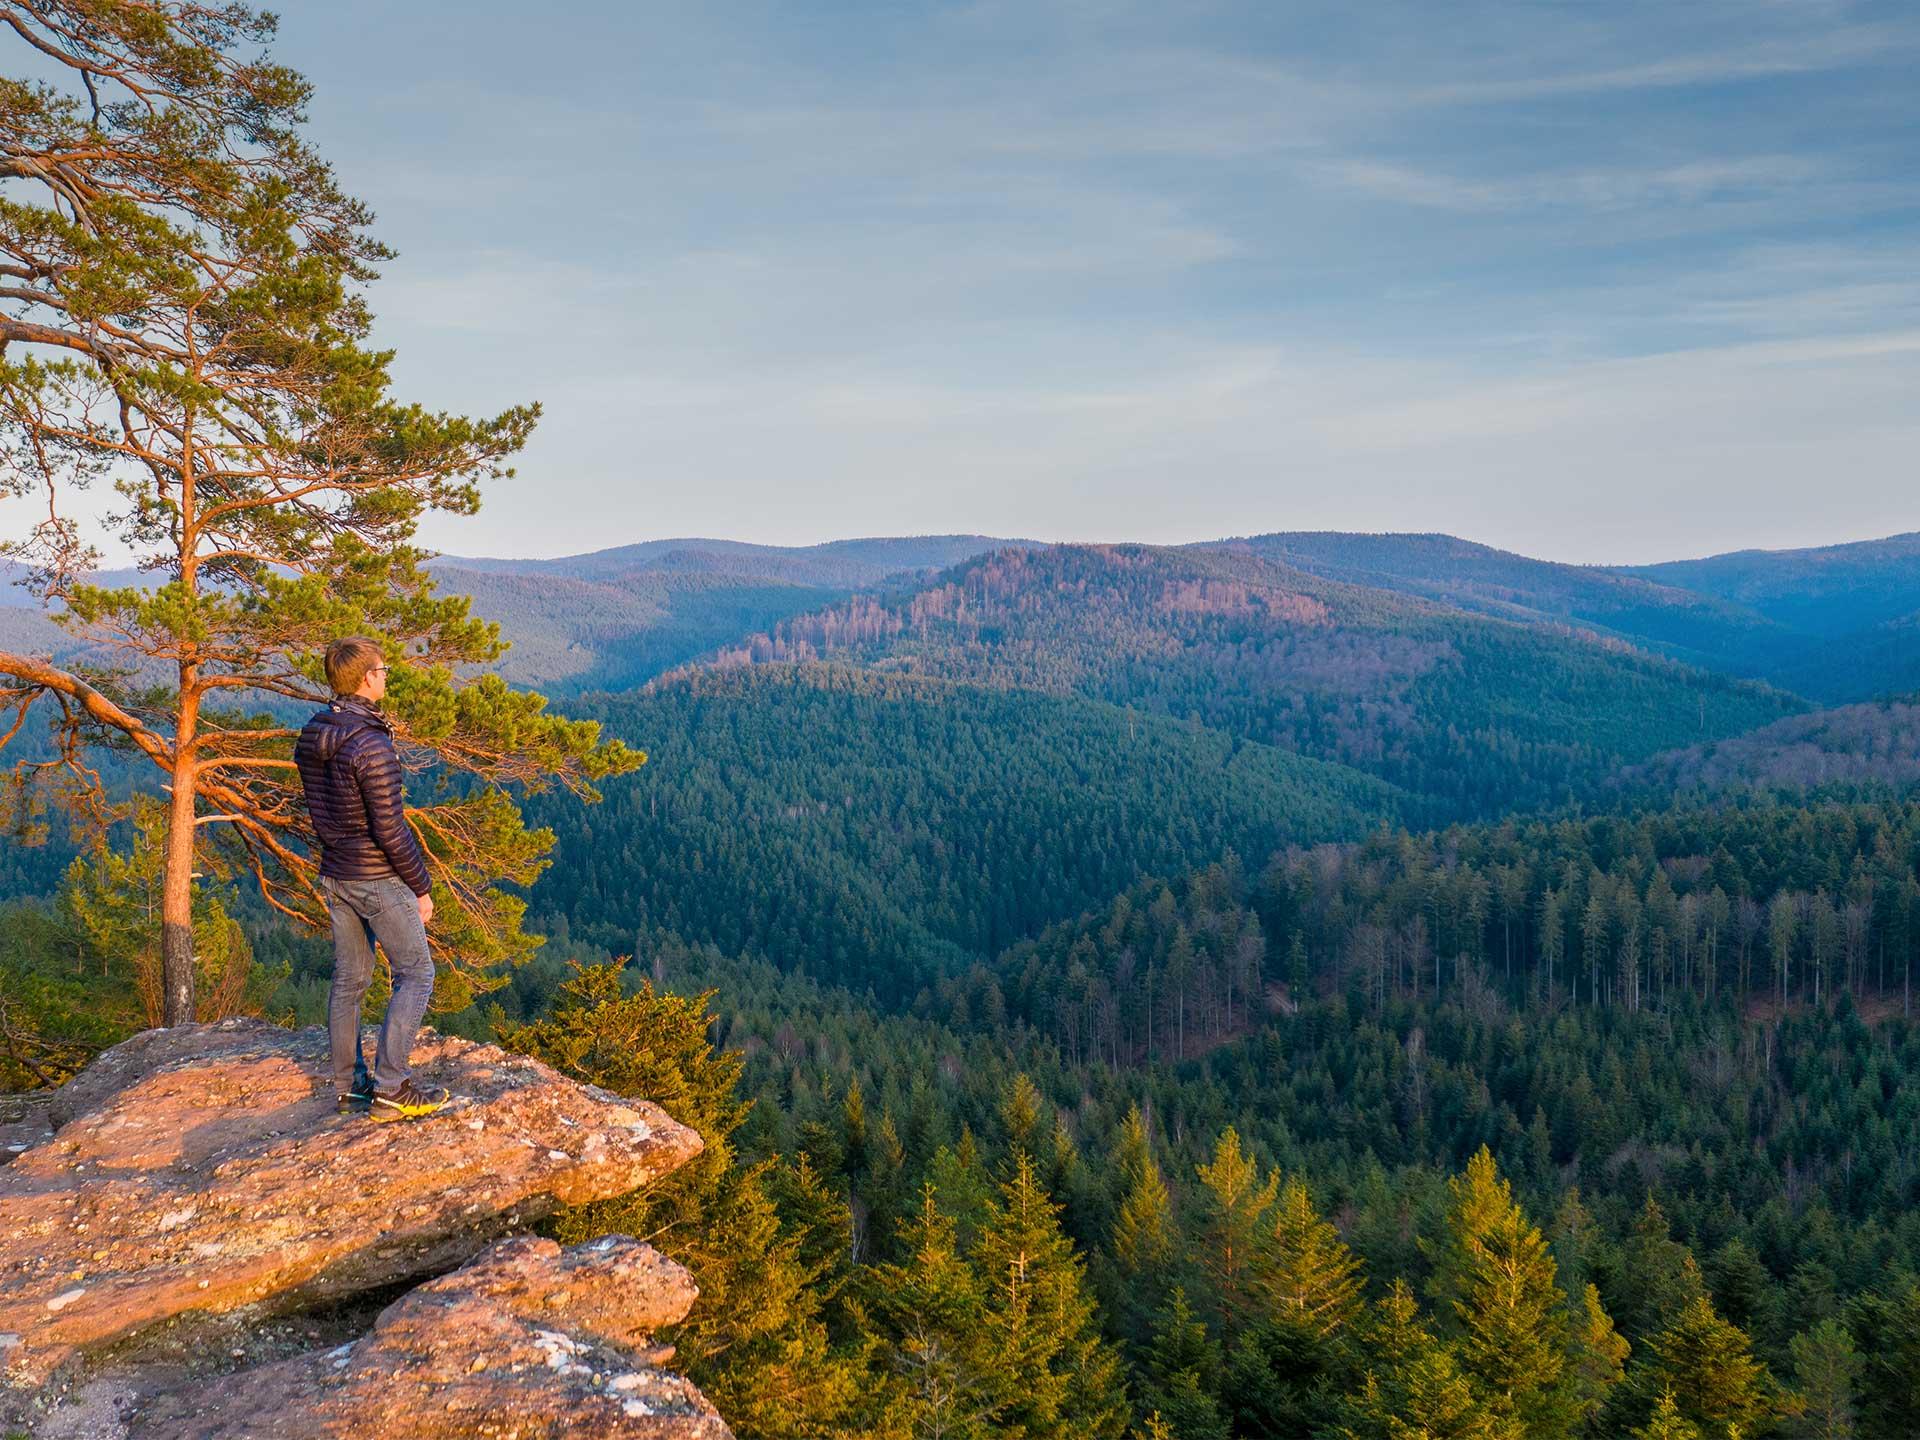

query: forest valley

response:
[7,758,1920,1439]
[2,7,1918,1436]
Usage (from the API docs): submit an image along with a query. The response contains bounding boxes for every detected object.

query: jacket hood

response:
[297,699,388,765]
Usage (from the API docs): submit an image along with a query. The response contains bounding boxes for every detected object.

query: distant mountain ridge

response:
[10,526,1917,702]
[682,541,1801,817]
[435,534,1037,589]
[1197,530,1920,702]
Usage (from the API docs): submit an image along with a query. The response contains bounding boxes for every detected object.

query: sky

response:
[269,0,1920,563]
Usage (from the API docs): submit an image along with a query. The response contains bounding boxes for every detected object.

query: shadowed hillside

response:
[1206,531,1787,677]
[1621,532,1920,701]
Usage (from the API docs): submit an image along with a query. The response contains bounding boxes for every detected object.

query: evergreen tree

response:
[1112,1105,1176,1280]
[1847,1279,1920,1440]
[1263,1174,1365,1342]
[927,1131,994,1253]
[1341,1281,1519,1440]
[499,962,873,1440]
[1708,1240,1774,1334]
[0,0,638,1022]
[1569,1282,1631,1433]
[1632,1295,1784,1440]
[1140,1288,1229,1440]
[1425,1148,1581,1435]
[973,1151,1130,1440]
[59,799,278,1028]
[871,1186,1001,1440]
[1787,1319,1859,1440]
[1615,1197,1708,1341]
[1195,1127,1279,1336]
[1635,1390,1705,1440]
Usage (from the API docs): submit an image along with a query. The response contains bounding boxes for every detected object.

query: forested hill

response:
[1620,531,1920,636]
[420,535,1033,691]
[1623,698,1920,796]
[1205,532,1787,682]
[689,543,1803,817]
[1202,530,1920,703]
[520,662,1406,1003]
[1620,531,1920,702]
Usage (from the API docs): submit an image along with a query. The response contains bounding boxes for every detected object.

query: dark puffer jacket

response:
[294,698,432,896]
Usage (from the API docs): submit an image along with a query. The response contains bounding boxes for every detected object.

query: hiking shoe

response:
[369,1079,453,1123]
[335,1083,374,1116]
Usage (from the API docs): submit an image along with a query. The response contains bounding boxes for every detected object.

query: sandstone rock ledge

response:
[138,1234,731,1439]
[0,1019,730,1439]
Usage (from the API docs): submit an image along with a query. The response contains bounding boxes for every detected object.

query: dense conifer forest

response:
[7,533,1920,1438]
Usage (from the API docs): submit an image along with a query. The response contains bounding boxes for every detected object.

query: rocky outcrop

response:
[137,1235,730,1438]
[0,1019,728,1439]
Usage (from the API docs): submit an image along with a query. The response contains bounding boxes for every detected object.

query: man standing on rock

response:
[295,637,454,1122]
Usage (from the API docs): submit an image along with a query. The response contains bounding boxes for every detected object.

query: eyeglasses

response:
[368,666,390,677]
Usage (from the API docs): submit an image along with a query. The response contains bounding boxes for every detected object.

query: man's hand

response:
[417,891,434,927]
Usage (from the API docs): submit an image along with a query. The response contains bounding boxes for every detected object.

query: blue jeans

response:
[321,875,434,1095]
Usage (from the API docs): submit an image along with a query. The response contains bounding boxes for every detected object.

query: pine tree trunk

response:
[161,756,197,1026]
[160,659,202,1028]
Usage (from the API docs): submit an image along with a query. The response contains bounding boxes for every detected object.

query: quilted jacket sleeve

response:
[352,732,433,896]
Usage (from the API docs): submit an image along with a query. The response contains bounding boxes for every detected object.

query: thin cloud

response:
[1409,23,1915,104]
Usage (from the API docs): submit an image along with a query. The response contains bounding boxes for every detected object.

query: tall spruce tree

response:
[871,1185,1003,1440]
[1847,1279,1920,1440]
[1112,1104,1175,1279]
[1341,1280,1520,1440]
[1195,1126,1279,1337]
[973,1151,1130,1440]
[1425,1147,1584,1435]
[1631,1295,1784,1440]
[1570,1282,1631,1433]
[1635,1390,1705,1440]
[1263,1174,1364,1343]
[0,0,639,1023]
[1788,1319,1859,1440]
[1139,1288,1229,1440]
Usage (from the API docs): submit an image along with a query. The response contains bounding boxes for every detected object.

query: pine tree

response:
[1708,1240,1774,1334]
[1634,1390,1704,1440]
[1569,1282,1631,1432]
[1000,1072,1046,1156]
[0,1,638,1023]
[927,1131,994,1253]
[871,1185,1002,1440]
[1140,1288,1229,1440]
[499,962,873,1440]
[1112,1105,1175,1279]
[1341,1281,1519,1440]
[1848,1279,1920,1440]
[1616,1196,1708,1341]
[58,798,281,1028]
[1424,1147,1580,1436]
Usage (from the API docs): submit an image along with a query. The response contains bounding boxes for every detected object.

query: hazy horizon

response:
[430,521,1919,571]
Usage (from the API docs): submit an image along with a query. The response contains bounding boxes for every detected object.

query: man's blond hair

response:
[324,636,385,696]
